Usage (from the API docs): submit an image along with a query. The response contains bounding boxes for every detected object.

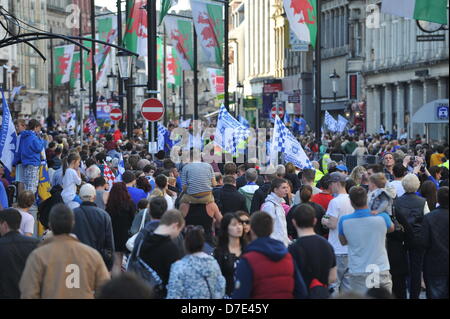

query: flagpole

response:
[314,0,322,145]
[163,27,168,125]
[147,0,158,152]
[224,0,230,113]
[193,26,199,120]
[117,0,125,131]
[50,27,55,117]
[79,11,85,143]
[90,0,97,119]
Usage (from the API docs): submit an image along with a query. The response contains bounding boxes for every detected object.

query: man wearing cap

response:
[123,171,148,206]
[336,165,349,176]
[72,184,115,271]
[321,172,354,295]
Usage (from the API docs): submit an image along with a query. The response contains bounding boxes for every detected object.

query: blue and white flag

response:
[157,123,168,152]
[215,104,250,155]
[10,86,23,102]
[337,115,349,133]
[85,113,97,135]
[0,89,18,172]
[271,115,313,170]
[238,115,250,129]
[179,119,191,128]
[324,111,338,132]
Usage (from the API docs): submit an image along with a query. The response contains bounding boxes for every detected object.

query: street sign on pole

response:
[110,108,122,121]
[141,98,165,122]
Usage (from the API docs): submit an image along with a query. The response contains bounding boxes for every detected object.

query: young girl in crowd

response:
[60,153,82,210]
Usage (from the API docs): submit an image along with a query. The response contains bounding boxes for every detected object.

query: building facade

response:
[363,0,449,141]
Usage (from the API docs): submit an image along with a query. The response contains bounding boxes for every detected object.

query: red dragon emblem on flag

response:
[170,30,189,62]
[197,12,219,48]
[126,0,148,39]
[290,0,316,24]
[58,54,71,75]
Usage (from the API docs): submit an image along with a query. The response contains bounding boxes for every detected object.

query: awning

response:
[412,99,449,124]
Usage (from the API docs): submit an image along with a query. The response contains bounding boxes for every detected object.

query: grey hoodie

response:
[368,187,397,216]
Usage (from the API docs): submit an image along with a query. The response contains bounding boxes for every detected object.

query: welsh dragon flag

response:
[190,0,224,66]
[83,36,93,83]
[70,51,81,89]
[159,0,173,25]
[283,0,317,48]
[164,16,194,71]
[157,36,163,81]
[381,0,448,25]
[124,0,148,56]
[96,17,118,87]
[54,45,75,86]
[167,46,182,87]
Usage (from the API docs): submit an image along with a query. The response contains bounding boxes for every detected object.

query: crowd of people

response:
[0,117,448,300]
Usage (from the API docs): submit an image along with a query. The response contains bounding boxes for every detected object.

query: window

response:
[30,67,37,89]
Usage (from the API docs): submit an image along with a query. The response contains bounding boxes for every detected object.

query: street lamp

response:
[236,82,244,118]
[117,51,134,79]
[329,69,340,101]
[107,70,117,93]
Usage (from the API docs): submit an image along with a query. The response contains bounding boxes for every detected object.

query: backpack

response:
[126,229,166,298]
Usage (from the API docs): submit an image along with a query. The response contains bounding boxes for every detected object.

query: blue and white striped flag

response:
[215,104,250,155]
[179,118,191,128]
[271,115,313,170]
[157,123,168,151]
[238,115,250,128]
[0,89,18,172]
[337,115,349,133]
[324,111,338,132]
[85,113,97,135]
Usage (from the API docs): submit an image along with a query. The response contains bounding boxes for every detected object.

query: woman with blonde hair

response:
[350,166,368,186]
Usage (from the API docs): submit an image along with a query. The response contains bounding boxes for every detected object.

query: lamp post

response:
[236,82,244,119]
[116,50,135,139]
[329,69,340,101]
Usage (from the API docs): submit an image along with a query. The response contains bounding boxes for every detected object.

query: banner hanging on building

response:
[283,0,318,48]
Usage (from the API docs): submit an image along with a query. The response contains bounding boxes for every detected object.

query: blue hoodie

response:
[232,237,308,299]
[18,130,45,166]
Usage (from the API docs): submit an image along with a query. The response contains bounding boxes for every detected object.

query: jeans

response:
[424,275,449,299]
[330,254,351,296]
[347,271,393,296]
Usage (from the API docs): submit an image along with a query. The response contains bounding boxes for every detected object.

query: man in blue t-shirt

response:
[339,186,395,296]
[122,171,147,206]
[293,114,307,136]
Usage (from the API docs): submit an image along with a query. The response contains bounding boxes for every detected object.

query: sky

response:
[95,0,190,13]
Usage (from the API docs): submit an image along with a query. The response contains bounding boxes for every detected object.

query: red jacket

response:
[244,250,295,299]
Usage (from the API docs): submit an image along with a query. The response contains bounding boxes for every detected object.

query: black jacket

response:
[393,193,427,249]
[72,201,115,271]
[236,175,265,189]
[285,173,301,194]
[420,206,449,276]
[0,231,39,298]
[213,184,248,214]
[250,182,271,213]
[213,246,242,296]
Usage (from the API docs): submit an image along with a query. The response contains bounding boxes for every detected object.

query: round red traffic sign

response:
[271,106,284,119]
[141,98,164,122]
[110,108,122,121]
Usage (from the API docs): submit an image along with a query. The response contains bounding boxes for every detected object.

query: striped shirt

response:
[181,162,215,195]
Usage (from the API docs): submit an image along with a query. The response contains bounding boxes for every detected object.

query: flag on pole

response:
[215,104,250,155]
[85,113,97,135]
[190,0,224,66]
[381,0,448,25]
[283,0,318,47]
[159,0,173,25]
[54,45,75,85]
[157,123,168,151]
[9,86,23,102]
[337,115,349,133]
[0,89,18,172]
[324,111,338,132]
[70,52,81,89]
[271,115,314,170]
[96,16,118,87]
[115,153,126,182]
[164,16,195,71]
[124,0,148,56]
[238,115,250,128]
[179,118,191,128]
[38,160,52,202]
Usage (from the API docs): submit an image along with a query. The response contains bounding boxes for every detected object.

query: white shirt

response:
[388,180,405,198]
[18,209,34,236]
[164,193,175,210]
[326,193,354,255]
[61,168,82,203]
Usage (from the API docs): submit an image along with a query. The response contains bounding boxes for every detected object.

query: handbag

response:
[126,208,148,252]
[126,229,166,298]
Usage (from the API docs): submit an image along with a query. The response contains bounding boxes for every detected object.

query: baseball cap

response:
[329,172,347,183]
[336,165,348,172]
[79,184,96,200]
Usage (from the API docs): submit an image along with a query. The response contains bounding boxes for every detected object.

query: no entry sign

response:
[141,98,164,122]
[271,106,284,119]
[110,108,122,121]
